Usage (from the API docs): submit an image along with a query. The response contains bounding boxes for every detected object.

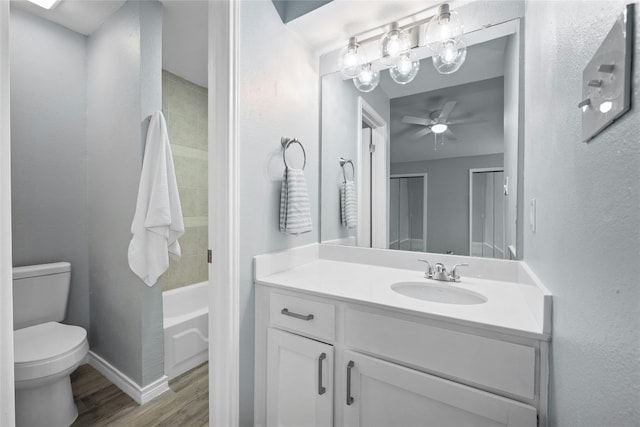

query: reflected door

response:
[470,169,505,259]
[389,175,426,252]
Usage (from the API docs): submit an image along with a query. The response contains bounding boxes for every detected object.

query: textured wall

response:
[523,1,640,425]
[160,70,208,292]
[239,1,319,424]
[87,0,164,387]
[9,8,89,331]
[391,154,504,256]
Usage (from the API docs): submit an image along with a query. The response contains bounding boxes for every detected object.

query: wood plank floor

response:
[71,362,208,427]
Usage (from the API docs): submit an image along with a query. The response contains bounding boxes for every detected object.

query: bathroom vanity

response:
[254,244,551,427]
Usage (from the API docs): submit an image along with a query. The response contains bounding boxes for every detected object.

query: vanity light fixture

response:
[380,22,411,66]
[27,0,62,10]
[424,3,464,49]
[432,38,467,74]
[339,37,367,78]
[353,63,380,92]
[389,51,420,84]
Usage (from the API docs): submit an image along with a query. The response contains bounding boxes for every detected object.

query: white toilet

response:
[13,262,89,427]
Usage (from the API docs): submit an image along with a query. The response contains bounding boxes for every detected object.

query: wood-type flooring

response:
[70,362,208,426]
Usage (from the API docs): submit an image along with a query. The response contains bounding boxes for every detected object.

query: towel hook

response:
[281,137,306,170]
[339,157,355,182]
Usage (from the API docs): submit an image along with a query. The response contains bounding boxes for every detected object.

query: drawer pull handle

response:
[346,360,355,405]
[281,308,314,321]
[318,353,326,395]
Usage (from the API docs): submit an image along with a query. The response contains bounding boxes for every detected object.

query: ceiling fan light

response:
[389,52,420,85]
[431,123,448,134]
[339,37,367,78]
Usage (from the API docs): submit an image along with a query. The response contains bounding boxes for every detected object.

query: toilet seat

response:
[14,322,88,385]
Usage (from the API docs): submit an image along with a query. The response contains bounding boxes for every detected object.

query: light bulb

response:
[424,3,464,51]
[380,22,410,66]
[390,52,420,85]
[353,64,380,93]
[433,39,467,74]
[599,101,613,113]
[339,37,366,79]
[431,123,448,134]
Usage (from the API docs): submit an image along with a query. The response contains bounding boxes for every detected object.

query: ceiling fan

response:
[402,100,461,141]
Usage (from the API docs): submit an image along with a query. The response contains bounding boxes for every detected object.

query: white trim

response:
[469,167,504,258]
[209,1,240,426]
[88,351,170,405]
[390,173,428,252]
[0,1,14,425]
[356,97,387,249]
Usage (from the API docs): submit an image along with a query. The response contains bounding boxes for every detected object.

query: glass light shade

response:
[433,39,467,74]
[380,23,411,66]
[339,37,367,78]
[353,64,380,93]
[424,4,464,50]
[389,52,420,84]
[431,123,448,134]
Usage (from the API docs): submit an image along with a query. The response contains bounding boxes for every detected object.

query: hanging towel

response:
[340,180,357,229]
[279,167,312,235]
[128,111,185,286]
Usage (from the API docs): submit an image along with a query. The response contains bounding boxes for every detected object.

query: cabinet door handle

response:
[318,353,326,395]
[281,308,314,321]
[346,360,355,405]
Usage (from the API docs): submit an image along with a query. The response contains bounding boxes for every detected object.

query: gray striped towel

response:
[340,180,357,229]
[279,168,312,235]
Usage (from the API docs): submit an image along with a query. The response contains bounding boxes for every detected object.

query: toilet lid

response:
[14,322,87,364]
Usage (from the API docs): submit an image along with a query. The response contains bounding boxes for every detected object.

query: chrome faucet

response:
[418,260,469,282]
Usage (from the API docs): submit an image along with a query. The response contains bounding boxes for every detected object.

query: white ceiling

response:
[11,0,126,35]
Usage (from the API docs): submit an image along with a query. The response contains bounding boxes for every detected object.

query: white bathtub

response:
[163,281,209,380]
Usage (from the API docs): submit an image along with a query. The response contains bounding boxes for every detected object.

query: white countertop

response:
[256,259,549,340]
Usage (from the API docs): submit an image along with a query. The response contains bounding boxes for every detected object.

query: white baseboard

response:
[88,351,170,405]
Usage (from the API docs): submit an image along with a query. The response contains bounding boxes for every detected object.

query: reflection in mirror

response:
[321,28,522,260]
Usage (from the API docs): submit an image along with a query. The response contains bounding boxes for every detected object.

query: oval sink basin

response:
[391,282,487,305]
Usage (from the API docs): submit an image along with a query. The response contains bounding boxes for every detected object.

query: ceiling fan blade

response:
[447,118,485,125]
[402,116,431,126]
[412,127,433,140]
[438,101,457,121]
[443,129,457,140]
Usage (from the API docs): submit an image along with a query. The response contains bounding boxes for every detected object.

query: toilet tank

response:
[12,262,72,330]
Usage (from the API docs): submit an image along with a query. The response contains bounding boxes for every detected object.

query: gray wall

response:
[10,8,89,331]
[87,0,164,387]
[239,2,319,425]
[391,153,503,256]
[320,71,390,243]
[523,1,640,425]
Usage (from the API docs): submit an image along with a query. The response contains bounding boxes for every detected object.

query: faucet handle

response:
[417,259,433,278]
[450,263,469,282]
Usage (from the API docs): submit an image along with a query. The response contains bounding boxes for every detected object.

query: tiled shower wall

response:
[159,70,208,291]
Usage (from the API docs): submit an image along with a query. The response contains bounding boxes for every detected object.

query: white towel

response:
[340,180,357,229]
[128,111,185,286]
[279,167,312,235]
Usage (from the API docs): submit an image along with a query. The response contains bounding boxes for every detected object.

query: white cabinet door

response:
[267,328,333,427]
[342,351,536,427]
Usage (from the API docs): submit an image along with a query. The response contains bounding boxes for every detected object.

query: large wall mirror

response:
[320,19,523,260]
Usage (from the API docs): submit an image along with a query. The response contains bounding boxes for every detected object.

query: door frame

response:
[209,1,240,426]
[468,167,504,258]
[356,97,387,249]
[390,173,428,252]
[0,1,15,425]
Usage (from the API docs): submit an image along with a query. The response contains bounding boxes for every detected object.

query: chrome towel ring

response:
[339,157,354,182]
[281,137,306,170]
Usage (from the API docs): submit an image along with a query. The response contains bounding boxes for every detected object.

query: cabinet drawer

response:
[345,309,535,400]
[270,293,336,341]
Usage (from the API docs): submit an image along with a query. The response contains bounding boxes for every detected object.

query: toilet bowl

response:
[13,262,89,427]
